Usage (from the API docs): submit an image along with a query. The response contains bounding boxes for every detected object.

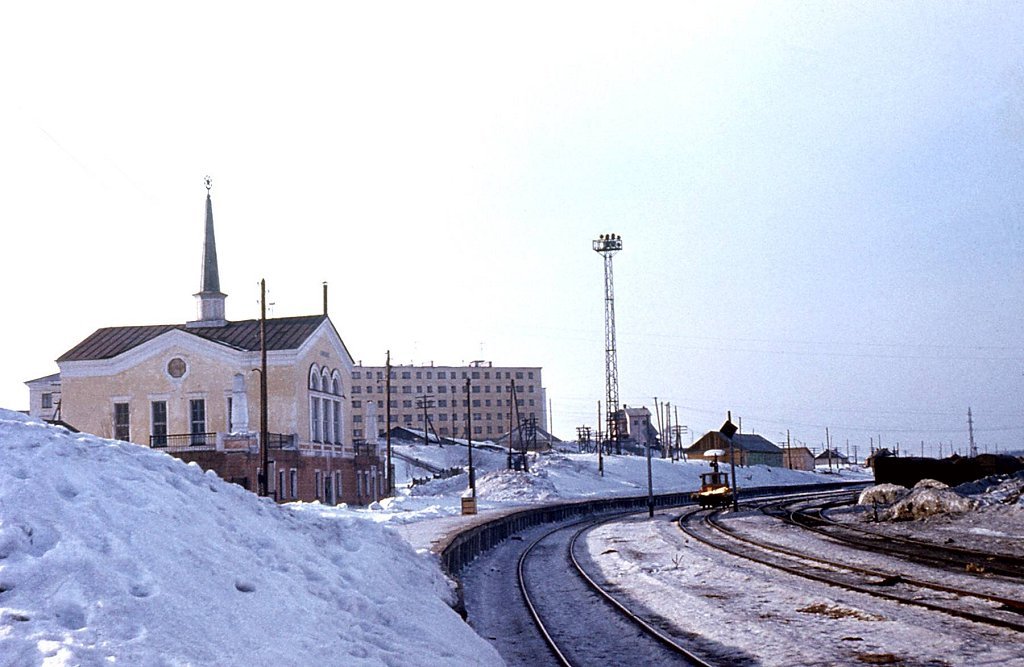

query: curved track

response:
[518,514,714,667]
[779,498,1024,579]
[516,514,716,663]
[678,495,1024,633]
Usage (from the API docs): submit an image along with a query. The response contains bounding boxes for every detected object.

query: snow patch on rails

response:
[435,482,864,614]
[681,496,1024,633]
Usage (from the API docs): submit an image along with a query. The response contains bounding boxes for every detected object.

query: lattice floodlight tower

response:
[593,233,623,454]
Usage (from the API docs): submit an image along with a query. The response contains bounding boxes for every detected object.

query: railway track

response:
[678,496,1024,633]
[778,498,1024,580]
[517,514,714,667]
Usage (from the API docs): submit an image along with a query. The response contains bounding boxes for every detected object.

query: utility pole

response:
[466,378,475,497]
[258,278,269,498]
[597,400,604,476]
[593,233,623,455]
[385,351,393,495]
[968,407,977,458]
[416,396,435,447]
[507,379,516,469]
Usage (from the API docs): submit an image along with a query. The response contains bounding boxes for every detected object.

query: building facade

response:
[685,431,785,468]
[26,183,386,505]
[349,360,546,442]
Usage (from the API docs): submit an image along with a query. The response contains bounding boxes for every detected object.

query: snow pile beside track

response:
[474,467,559,502]
[882,486,978,520]
[0,410,501,665]
[858,483,909,506]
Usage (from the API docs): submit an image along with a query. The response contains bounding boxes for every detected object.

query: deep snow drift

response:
[0,410,501,666]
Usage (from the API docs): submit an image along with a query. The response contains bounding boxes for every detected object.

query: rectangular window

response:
[311,398,321,442]
[41,393,53,410]
[333,401,342,444]
[113,402,130,441]
[353,371,362,380]
[278,470,286,501]
[151,401,167,447]
[315,471,322,500]
[189,399,206,445]
[352,399,362,408]
[290,469,298,499]
[438,386,447,394]
[322,398,330,443]
[438,371,447,379]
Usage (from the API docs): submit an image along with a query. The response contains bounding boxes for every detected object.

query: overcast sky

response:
[2,2,1022,456]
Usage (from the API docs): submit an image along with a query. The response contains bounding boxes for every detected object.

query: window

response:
[438,399,448,408]
[151,401,167,447]
[401,371,411,379]
[529,372,535,379]
[189,399,206,444]
[114,402,130,441]
[41,393,53,410]
[322,397,330,443]
[353,415,363,423]
[352,400,362,408]
[403,400,413,408]
[353,371,361,380]
[278,470,286,501]
[311,398,321,441]
[290,469,298,499]
[515,372,524,379]
[471,371,480,379]
[334,401,342,444]
[438,386,447,394]
[315,471,322,500]
[352,386,362,394]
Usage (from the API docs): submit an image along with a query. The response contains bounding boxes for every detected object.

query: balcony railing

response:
[151,432,215,448]
[266,433,296,449]
[150,432,296,450]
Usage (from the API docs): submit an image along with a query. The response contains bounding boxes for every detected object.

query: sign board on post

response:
[461,496,478,515]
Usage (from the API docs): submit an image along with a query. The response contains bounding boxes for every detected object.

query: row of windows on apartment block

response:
[350,383,537,395]
[352,423,525,439]
[351,398,536,410]
[273,467,383,503]
[351,411,538,424]
[352,370,536,381]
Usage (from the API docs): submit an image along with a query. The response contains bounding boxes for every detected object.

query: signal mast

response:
[593,233,623,454]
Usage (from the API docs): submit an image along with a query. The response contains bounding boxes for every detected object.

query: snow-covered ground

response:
[581,509,1024,667]
[9,408,1017,665]
[0,409,501,666]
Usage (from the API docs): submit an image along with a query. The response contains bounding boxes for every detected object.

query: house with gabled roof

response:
[27,180,386,505]
[684,430,784,467]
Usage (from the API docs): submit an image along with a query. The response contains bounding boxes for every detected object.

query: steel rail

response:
[567,516,716,667]
[678,500,1024,633]
[786,501,1024,579]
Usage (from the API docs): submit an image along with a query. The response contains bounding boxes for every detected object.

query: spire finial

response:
[204,175,212,193]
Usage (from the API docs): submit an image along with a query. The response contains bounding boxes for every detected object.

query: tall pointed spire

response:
[187,176,228,328]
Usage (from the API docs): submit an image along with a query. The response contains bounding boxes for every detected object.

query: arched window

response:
[309,365,321,391]
[309,365,322,441]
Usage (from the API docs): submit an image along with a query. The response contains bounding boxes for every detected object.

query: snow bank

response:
[858,483,909,506]
[881,487,979,521]
[0,409,501,665]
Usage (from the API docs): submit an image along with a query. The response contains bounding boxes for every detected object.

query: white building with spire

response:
[26,180,386,504]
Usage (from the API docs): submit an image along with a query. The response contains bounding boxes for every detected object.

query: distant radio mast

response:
[593,233,623,454]
[968,407,977,458]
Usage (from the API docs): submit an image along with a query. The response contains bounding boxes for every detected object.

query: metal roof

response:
[57,315,329,362]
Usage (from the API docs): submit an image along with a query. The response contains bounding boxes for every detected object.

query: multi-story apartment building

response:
[349,361,546,442]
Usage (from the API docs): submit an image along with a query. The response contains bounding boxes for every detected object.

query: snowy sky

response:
[2,1,1023,456]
